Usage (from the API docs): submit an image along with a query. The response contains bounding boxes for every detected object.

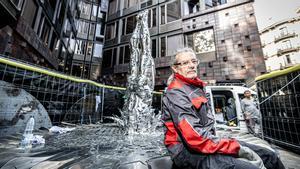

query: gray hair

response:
[167,48,197,85]
[173,47,197,65]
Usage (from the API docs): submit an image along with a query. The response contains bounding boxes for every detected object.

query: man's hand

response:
[244,112,251,120]
[238,146,266,169]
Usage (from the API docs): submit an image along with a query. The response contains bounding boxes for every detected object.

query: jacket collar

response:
[174,73,206,88]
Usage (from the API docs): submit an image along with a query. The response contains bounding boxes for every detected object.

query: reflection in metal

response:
[121,10,156,134]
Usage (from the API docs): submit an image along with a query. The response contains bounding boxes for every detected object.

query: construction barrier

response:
[0,55,162,131]
[256,64,300,152]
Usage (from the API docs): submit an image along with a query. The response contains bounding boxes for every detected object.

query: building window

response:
[22,0,38,28]
[246,46,252,51]
[161,37,166,57]
[76,20,89,36]
[92,4,98,20]
[167,0,181,23]
[286,55,291,64]
[36,13,44,35]
[148,9,151,27]
[79,1,92,17]
[184,0,227,14]
[124,45,130,63]
[121,18,126,35]
[103,49,113,68]
[115,21,119,38]
[124,0,138,9]
[105,23,115,40]
[167,34,183,56]
[119,46,124,64]
[89,23,96,39]
[184,0,200,15]
[160,5,165,25]
[185,28,216,61]
[41,19,51,45]
[151,39,156,58]
[141,0,153,8]
[126,15,137,34]
[152,8,157,27]
[49,33,58,51]
[57,1,66,24]
[96,24,103,39]
[108,0,117,15]
[147,8,157,28]
[281,40,292,50]
[113,48,118,66]
[279,27,288,35]
[93,44,103,58]
[69,33,76,52]
[75,40,86,55]
[87,41,93,56]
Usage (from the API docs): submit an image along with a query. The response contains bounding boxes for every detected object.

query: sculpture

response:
[121,10,156,134]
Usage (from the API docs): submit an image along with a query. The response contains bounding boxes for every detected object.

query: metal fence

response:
[0,56,162,135]
[256,65,300,152]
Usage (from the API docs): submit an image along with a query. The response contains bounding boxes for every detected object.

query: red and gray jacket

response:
[162,73,240,158]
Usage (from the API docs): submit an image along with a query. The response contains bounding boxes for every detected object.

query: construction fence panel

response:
[0,56,162,136]
[257,69,300,151]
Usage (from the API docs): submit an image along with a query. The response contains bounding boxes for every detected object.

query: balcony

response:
[277,46,299,56]
[274,32,297,43]
[0,0,22,28]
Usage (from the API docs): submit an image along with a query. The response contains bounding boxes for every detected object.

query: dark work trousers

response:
[246,118,260,135]
[173,141,285,169]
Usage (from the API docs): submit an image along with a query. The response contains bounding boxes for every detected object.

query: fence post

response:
[80,86,86,125]
[100,87,105,123]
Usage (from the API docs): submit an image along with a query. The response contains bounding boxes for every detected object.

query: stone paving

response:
[0,124,299,169]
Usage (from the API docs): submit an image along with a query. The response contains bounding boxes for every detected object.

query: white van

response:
[205,85,257,131]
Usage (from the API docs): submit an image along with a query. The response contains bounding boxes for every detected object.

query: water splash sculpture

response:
[121,10,156,134]
[20,116,35,151]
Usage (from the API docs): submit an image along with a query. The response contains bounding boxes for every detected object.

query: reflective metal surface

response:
[121,10,157,134]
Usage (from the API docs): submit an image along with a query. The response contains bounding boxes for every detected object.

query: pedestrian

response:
[223,98,237,126]
[162,47,285,169]
[241,90,261,135]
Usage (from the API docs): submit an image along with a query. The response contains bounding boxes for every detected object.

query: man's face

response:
[172,52,198,79]
[244,91,251,98]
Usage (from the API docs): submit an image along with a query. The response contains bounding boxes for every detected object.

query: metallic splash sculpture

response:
[121,10,156,134]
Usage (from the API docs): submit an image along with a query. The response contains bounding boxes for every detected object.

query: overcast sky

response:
[253,0,300,30]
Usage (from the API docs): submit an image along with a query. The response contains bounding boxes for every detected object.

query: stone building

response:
[0,0,107,80]
[102,0,266,89]
[260,13,300,72]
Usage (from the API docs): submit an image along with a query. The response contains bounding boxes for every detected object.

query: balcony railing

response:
[277,46,299,56]
[274,32,297,43]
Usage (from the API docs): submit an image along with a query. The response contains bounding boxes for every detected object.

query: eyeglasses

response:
[174,59,199,67]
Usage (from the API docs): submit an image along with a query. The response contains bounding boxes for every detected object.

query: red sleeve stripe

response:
[164,122,179,146]
[178,119,240,155]
[191,96,208,109]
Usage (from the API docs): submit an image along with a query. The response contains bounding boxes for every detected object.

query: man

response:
[162,48,285,169]
[241,90,261,135]
[223,98,238,126]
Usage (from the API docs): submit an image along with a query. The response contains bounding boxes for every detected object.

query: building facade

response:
[260,14,300,72]
[72,0,107,79]
[0,0,107,80]
[102,0,266,89]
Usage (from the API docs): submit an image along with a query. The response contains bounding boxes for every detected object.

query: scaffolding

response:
[256,64,300,152]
